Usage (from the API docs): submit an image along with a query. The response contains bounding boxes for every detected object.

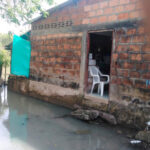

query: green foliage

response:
[0,0,54,24]
[0,50,11,67]
[0,33,12,68]
[0,33,13,50]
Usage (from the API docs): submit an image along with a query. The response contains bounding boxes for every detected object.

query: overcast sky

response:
[0,0,67,34]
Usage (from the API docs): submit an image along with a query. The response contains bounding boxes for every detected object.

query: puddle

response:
[0,86,141,150]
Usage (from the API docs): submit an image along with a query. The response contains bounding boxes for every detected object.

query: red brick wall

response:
[32,0,143,29]
[30,33,82,88]
[110,26,150,101]
[83,0,143,24]
[30,0,150,101]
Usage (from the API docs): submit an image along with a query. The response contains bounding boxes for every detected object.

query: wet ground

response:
[0,86,141,150]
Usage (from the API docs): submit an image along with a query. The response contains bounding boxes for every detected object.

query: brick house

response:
[9,0,150,127]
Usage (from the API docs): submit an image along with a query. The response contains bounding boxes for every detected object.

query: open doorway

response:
[86,31,113,99]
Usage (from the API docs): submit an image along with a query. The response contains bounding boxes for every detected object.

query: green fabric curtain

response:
[11,35,31,78]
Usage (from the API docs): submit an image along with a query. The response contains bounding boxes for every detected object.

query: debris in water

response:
[74,130,90,135]
[117,130,122,134]
[130,140,142,144]
[53,114,70,119]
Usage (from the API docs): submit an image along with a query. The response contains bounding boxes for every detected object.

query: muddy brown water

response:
[0,86,141,150]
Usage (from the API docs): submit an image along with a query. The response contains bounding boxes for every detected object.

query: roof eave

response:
[31,0,73,24]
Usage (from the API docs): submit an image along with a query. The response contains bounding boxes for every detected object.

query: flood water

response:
[0,86,140,150]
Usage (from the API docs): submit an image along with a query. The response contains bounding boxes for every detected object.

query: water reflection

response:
[0,85,7,106]
[9,110,27,140]
[0,86,139,150]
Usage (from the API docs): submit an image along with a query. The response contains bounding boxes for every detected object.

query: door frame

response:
[83,29,114,99]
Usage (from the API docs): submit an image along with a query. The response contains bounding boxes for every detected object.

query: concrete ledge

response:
[8,75,83,109]
[85,94,108,104]
[29,80,80,97]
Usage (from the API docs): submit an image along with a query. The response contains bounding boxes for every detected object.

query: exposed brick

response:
[118,13,129,20]
[92,3,99,10]
[109,0,119,7]
[111,76,117,84]
[124,4,135,12]
[96,10,103,16]
[127,28,137,35]
[149,65,150,70]
[99,1,108,8]
[117,69,129,77]
[136,63,148,70]
[111,69,117,76]
[114,5,124,13]
[90,17,99,24]
[31,51,38,56]
[120,36,131,43]
[130,71,140,78]
[108,15,117,22]
[142,44,150,53]
[111,76,122,85]
[119,53,128,59]
[73,64,80,70]
[123,62,134,69]
[143,54,150,61]
[121,78,133,86]
[104,8,113,14]
[89,11,96,17]
[129,45,141,52]
[117,45,128,52]
[120,0,129,5]
[132,35,145,43]
[112,53,118,60]
[29,0,150,102]
[134,79,146,89]
[145,35,150,43]
[129,11,140,19]
[99,16,107,23]
[84,5,91,12]
[138,26,145,34]
[131,54,142,61]
[30,36,82,86]
[142,72,150,79]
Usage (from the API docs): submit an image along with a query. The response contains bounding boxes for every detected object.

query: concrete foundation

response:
[8,75,150,130]
[8,75,83,109]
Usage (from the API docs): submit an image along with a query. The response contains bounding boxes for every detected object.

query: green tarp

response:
[11,35,31,78]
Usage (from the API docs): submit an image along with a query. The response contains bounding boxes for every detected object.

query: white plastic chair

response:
[89,66,109,97]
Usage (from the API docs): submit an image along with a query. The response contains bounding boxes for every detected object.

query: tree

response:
[0,50,10,67]
[0,33,12,77]
[0,50,11,77]
[0,0,54,24]
[0,33,12,50]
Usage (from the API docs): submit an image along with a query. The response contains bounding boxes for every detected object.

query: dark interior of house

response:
[88,31,112,98]
[89,32,112,75]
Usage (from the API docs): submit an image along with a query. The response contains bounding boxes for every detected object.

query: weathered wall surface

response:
[110,26,150,102]
[30,33,82,89]
[8,75,83,109]
[32,0,143,34]
[30,0,150,102]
